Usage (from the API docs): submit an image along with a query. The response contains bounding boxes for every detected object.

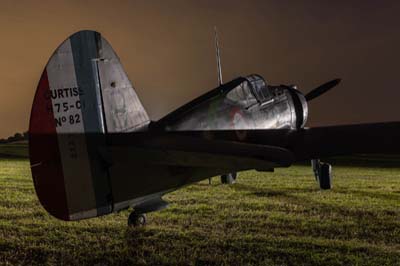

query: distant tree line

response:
[0,131,28,144]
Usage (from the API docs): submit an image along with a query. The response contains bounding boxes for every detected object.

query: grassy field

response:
[0,157,399,266]
[0,142,28,158]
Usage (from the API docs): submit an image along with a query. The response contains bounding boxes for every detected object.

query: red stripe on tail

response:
[29,70,70,220]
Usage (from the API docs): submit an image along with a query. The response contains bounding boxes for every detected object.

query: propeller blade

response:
[305,78,341,102]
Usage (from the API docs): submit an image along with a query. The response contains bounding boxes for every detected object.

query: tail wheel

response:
[128,212,147,227]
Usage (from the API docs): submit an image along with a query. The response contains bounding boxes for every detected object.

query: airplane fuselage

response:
[155,75,308,132]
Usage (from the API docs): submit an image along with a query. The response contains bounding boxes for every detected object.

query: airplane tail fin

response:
[29,30,149,220]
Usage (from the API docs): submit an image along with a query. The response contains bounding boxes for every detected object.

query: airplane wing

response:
[202,121,400,161]
[100,138,293,170]
[105,121,400,163]
[283,122,400,160]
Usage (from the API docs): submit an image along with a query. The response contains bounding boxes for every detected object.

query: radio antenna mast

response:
[214,26,223,86]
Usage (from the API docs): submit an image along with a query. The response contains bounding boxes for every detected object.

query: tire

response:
[231,172,238,181]
[128,212,147,227]
[319,163,332,190]
[221,172,237,184]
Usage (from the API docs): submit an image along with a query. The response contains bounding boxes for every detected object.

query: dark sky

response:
[1,0,400,138]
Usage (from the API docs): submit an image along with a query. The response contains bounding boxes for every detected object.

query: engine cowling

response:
[288,87,308,129]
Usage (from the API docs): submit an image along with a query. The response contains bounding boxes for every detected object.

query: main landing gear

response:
[208,172,238,185]
[221,172,238,184]
[312,159,333,190]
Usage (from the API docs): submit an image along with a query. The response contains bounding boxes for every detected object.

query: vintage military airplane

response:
[29,30,400,226]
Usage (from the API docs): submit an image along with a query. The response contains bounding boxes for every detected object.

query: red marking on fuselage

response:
[230,107,247,141]
[29,70,70,220]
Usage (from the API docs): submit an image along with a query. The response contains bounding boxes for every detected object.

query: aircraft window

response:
[226,80,258,108]
[245,74,271,102]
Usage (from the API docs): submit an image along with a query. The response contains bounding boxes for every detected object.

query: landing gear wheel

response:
[128,212,147,227]
[319,163,332,190]
[221,172,237,184]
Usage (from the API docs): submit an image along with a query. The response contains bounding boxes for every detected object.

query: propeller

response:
[305,78,341,102]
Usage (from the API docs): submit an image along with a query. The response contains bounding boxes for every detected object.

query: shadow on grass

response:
[232,183,318,197]
[335,189,400,201]
[230,183,399,221]
[122,226,399,266]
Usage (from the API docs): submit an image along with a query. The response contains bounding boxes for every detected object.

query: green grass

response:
[0,158,399,265]
[0,142,28,158]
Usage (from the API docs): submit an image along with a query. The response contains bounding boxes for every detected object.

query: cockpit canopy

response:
[226,74,272,108]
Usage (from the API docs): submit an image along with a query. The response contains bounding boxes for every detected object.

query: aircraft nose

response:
[289,88,308,129]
